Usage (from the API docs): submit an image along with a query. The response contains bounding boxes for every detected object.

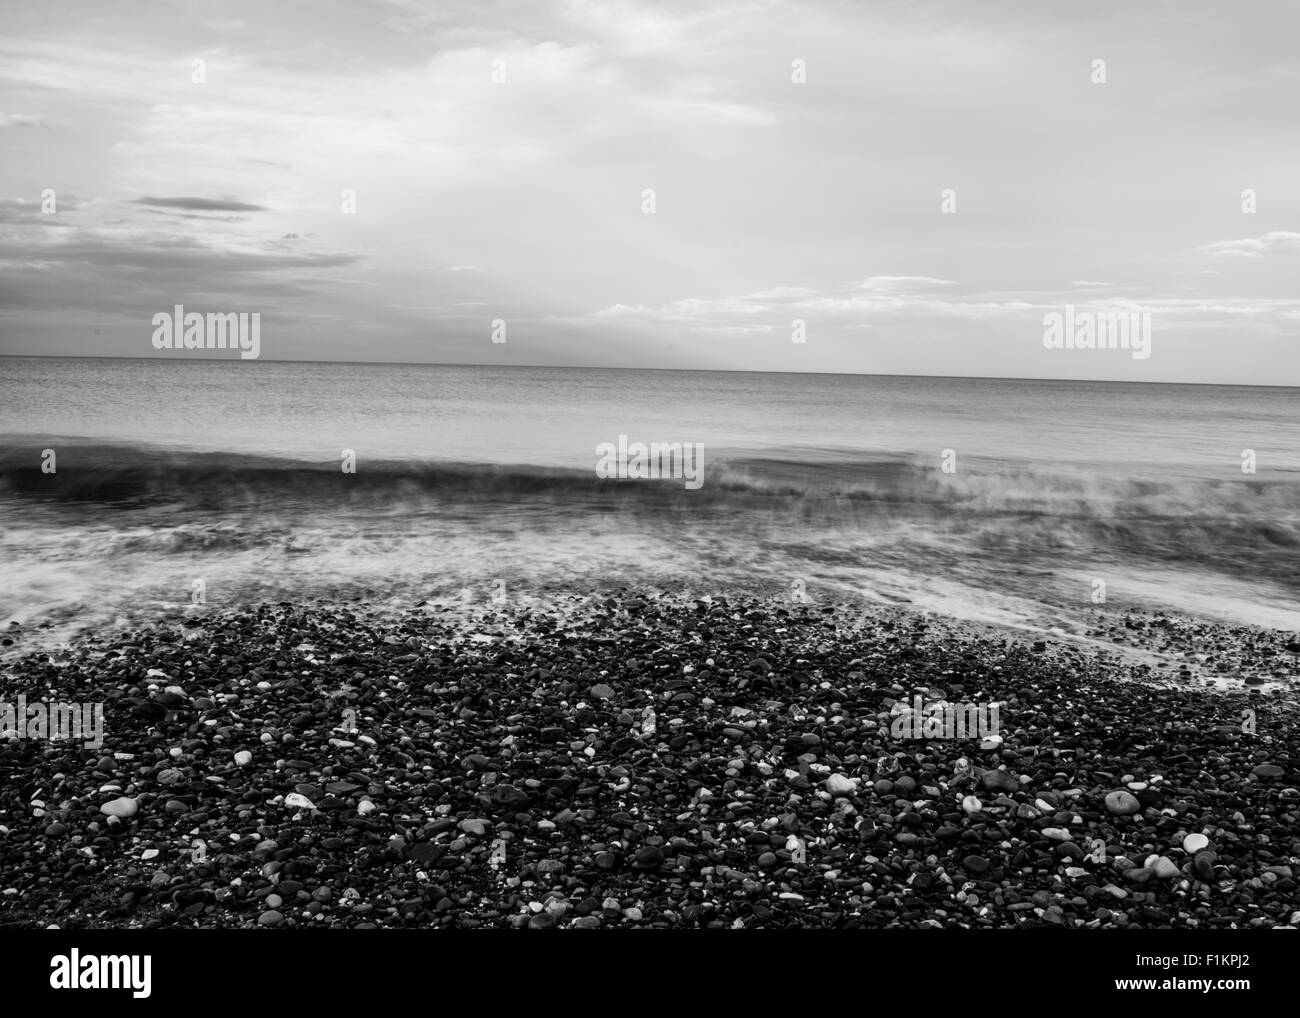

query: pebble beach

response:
[2,592,1296,930]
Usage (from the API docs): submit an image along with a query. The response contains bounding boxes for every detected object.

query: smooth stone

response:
[1151,856,1181,880]
[100,797,138,819]
[234,751,253,766]
[981,770,1019,794]
[284,792,316,810]
[589,684,615,700]
[825,774,858,795]
[633,846,663,869]
[1183,833,1209,854]
[962,854,990,874]
[1105,790,1140,816]
[961,795,983,815]
[257,910,284,927]
[1252,764,1285,779]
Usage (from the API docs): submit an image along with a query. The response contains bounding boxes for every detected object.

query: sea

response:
[2,356,1298,647]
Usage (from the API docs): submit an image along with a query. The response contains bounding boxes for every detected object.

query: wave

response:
[3,440,1299,634]
[2,437,1297,518]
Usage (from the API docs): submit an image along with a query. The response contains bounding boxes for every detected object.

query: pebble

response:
[981,769,1019,794]
[0,593,1294,933]
[1183,833,1209,854]
[99,797,138,819]
[825,774,858,795]
[1104,790,1140,816]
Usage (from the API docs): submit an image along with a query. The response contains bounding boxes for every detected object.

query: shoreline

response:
[0,592,1296,929]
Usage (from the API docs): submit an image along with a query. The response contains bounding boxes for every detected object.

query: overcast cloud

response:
[1,0,1297,382]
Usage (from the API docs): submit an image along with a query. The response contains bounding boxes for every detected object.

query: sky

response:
[0,0,1298,383]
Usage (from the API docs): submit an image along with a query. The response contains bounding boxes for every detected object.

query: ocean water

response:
[2,356,1298,642]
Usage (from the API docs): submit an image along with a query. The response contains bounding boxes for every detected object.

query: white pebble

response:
[100,797,138,819]
[1183,833,1209,853]
[825,774,859,795]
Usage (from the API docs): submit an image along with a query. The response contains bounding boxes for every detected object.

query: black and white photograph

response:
[0,0,1296,999]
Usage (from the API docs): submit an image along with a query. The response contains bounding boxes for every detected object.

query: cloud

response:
[443,265,484,272]
[587,281,1300,337]
[0,196,80,224]
[131,196,269,213]
[857,276,957,292]
[589,277,1033,327]
[1199,231,1300,258]
[0,113,47,127]
[1072,280,1117,288]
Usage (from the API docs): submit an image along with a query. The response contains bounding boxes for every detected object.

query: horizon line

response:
[0,352,1296,390]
